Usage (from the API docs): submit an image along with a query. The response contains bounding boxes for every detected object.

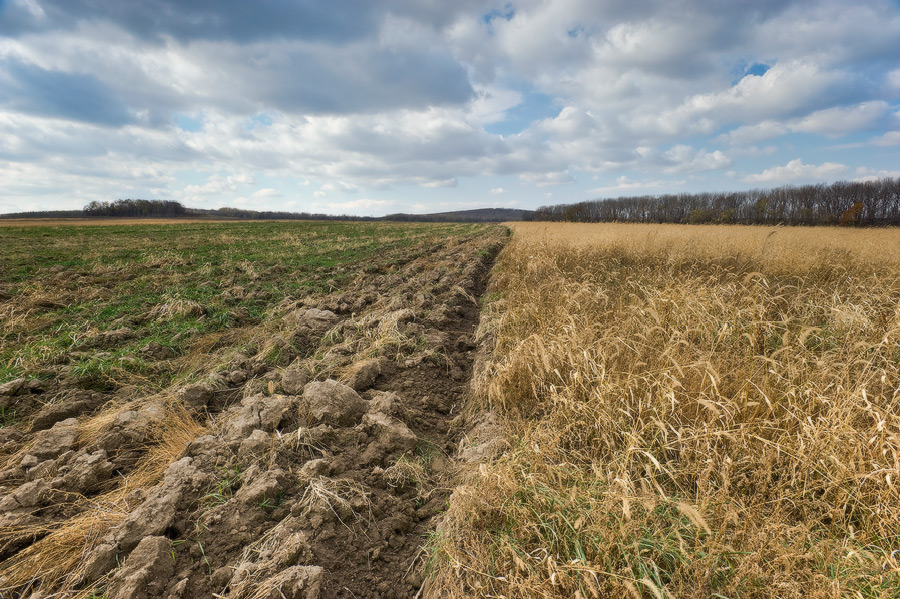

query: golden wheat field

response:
[428,222,900,598]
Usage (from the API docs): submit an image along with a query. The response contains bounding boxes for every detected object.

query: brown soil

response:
[0,226,507,599]
[172,257,494,599]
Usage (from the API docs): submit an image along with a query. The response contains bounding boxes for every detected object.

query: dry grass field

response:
[428,223,900,598]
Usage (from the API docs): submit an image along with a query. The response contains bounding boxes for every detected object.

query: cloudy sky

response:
[2,0,899,215]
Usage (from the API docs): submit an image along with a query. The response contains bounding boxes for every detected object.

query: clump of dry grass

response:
[296,476,373,525]
[147,293,207,320]
[0,401,204,596]
[384,452,432,496]
[428,223,900,598]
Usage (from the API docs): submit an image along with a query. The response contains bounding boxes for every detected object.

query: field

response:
[2,219,899,599]
[429,222,900,598]
[0,220,506,598]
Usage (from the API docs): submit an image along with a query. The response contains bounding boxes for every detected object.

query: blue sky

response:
[1,0,899,215]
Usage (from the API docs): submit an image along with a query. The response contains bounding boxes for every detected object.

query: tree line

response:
[83,199,187,217]
[528,177,900,226]
[75,200,524,222]
[80,200,367,220]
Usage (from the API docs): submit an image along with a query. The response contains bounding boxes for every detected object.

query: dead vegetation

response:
[428,222,900,599]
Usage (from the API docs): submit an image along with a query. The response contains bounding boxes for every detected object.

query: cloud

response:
[0,0,485,43]
[716,121,788,146]
[853,166,900,182]
[662,145,731,172]
[319,198,395,214]
[243,42,475,115]
[520,171,576,187]
[1,0,899,212]
[587,176,687,195]
[319,181,360,194]
[790,101,889,137]
[0,57,132,125]
[718,101,887,147]
[489,187,506,194]
[657,61,855,133]
[869,131,900,146]
[251,188,281,199]
[741,159,847,183]
[184,174,254,195]
[421,178,458,188]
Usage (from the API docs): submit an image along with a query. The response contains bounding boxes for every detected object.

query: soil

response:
[171,263,492,599]
[0,226,507,599]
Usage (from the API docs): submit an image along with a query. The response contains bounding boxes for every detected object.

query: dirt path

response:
[306,270,491,599]
[178,247,498,599]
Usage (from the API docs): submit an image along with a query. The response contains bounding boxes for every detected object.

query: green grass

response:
[0,220,490,390]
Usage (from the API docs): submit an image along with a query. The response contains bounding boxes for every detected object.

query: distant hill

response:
[382,208,534,222]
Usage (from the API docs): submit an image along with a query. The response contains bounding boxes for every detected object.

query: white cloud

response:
[251,188,281,198]
[587,175,686,195]
[317,181,360,195]
[853,166,900,182]
[322,198,395,213]
[660,61,847,133]
[421,178,458,188]
[489,187,506,194]
[520,171,576,187]
[741,159,847,183]
[790,101,888,137]
[869,131,900,146]
[889,69,900,91]
[183,174,254,195]
[716,121,788,146]
[662,145,731,173]
[469,86,523,125]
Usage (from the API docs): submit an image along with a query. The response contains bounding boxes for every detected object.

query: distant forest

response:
[528,177,900,226]
[1,199,529,223]
[76,199,371,220]
[83,199,187,218]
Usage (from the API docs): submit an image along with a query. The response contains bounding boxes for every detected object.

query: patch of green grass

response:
[0,220,494,391]
[203,465,242,505]
[258,491,285,511]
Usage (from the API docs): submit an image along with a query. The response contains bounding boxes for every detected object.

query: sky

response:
[1,0,899,216]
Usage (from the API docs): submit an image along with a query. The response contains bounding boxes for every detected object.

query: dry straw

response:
[428,223,900,599]
[0,401,204,597]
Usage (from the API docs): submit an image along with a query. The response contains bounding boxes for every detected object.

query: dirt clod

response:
[343,358,383,392]
[301,380,367,427]
[282,364,310,395]
[180,383,213,410]
[0,378,27,396]
[30,417,78,460]
[107,536,175,599]
[221,394,293,444]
